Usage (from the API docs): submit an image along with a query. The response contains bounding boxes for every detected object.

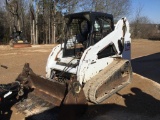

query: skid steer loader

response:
[45,11,132,103]
[8,11,132,118]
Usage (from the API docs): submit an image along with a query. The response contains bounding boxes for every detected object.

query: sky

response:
[131,0,160,23]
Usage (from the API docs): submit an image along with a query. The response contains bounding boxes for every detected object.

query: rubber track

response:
[83,59,132,104]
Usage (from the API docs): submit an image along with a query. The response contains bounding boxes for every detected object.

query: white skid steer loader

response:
[45,11,132,104]
[2,12,132,118]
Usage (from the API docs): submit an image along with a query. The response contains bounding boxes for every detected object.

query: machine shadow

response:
[116,87,160,116]
[25,87,160,120]
[131,52,160,83]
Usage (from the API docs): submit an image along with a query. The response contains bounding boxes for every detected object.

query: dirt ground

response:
[0,39,160,120]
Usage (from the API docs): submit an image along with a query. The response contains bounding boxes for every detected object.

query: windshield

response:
[62,14,113,58]
[63,18,90,57]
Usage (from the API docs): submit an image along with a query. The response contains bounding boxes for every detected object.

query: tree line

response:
[0,0,158,45]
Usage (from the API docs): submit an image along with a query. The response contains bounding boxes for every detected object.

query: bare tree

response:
[35,1,39,44]
[78,0,131,19]
[131,3,143,38]
[5,0,30,43]
[6,0,21,31]
[29,0,40,44]
[29,0,35,44]
[131,3,153,39]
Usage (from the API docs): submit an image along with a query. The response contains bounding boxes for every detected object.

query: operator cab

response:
[63,11,114,58]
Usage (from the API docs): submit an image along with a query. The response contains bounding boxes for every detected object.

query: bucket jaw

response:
[14,63,88,117]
